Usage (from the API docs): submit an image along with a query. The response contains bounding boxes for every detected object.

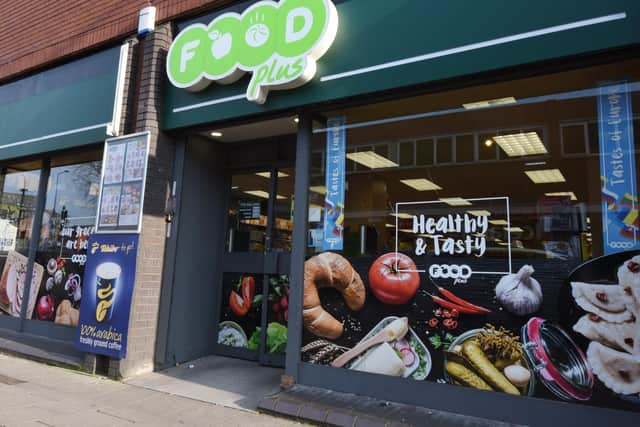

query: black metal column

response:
[285,114,312,379]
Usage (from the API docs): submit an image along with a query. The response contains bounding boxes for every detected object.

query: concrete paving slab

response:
[0,353,307,427]
[126,354,283,411]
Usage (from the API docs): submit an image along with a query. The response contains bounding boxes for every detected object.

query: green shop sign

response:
[166,0,338,104]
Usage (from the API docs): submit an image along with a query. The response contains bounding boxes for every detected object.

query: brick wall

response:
[108,23,176,378]
[0,0,232,82]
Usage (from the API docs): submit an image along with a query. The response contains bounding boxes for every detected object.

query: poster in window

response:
[99,185,120,227]
[124,139,147,182]
[103,143,126,185]
[0,251,44,318]
[118,183,142,226]
[300,196,640,413]
[96,132,150,233]
[598,81,639,254]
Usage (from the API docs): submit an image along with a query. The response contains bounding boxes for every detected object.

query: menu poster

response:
[104,143,126,185]
[118,183,143,226]
[124,139,147,182]
[96,132,150,234]
[99,186,121,227]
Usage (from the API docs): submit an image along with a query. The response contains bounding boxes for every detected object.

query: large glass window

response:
[32,150,101,326]
[302,59,640,413]
[0,161,41,318]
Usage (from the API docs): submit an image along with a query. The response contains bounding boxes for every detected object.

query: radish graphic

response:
[209,30,232,60]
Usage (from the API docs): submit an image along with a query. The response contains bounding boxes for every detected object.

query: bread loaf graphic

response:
[303,252,365,339]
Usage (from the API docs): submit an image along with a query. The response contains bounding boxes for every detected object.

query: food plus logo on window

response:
[394,197,514,283]
[166,0,338,104]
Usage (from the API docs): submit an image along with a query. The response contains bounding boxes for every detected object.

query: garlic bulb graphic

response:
[495,265,542,316]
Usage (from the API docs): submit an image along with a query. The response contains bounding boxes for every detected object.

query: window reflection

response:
[33,160,101,325]
[0,165,41,318]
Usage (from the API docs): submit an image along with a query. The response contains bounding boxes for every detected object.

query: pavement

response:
[126,355,283,411]
[0,353,307,427]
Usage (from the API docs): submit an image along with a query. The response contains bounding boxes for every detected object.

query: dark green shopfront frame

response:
[0,45,124,345]
[164,0,640,130]
[160,1,640,425]
[0,46,124,161]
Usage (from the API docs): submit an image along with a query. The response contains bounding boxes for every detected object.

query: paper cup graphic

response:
[95,262,121,322]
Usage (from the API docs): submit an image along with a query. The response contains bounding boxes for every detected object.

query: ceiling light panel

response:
[346,151,399,169]
[390,213,414,219]
[255,171,289,178]
[463,97,517,109]
[545,191,577,201]
[493,132,547,157]
[489,219,509,226]
[525,169,566,184]
[400,178,442,191]
[439,197,472,206]
[467,210,491,217]
[309,186,327,195]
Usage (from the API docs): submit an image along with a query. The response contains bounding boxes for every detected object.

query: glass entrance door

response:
[215,166,293,367]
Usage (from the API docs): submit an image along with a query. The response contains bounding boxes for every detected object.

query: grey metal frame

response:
[154,137,186,368]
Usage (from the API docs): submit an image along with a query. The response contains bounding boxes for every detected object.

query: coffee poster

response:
[75,234,139,358]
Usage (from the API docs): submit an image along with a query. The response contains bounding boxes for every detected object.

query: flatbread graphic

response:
[573,314,637,354]
[587,342,640,395]
[571,282,634,323]
[617,255,640,292]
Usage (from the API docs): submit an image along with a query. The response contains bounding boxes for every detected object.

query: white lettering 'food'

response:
[181,39,200,72]
[286,7,314,43]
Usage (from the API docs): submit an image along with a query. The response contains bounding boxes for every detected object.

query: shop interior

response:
[307,59,640,264]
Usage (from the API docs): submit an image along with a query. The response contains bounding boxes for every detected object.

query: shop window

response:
[0,161,42,318]
[310,151,323,176]
[345,147,356,172]
[273,168,294,252]
[455,134,475,163]
[435,137,453,163]
[415,138,434,165]
[32,153,101,325]
[587,122,599,155]
[561,123,587,155]
[398,141,414,166]
[303,58,640,414]
[478,133,498,160]
[227,172,269,253]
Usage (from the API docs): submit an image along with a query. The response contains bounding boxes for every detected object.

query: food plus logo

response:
[166,0,338,104]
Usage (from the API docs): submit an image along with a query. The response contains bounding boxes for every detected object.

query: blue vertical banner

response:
[75,234,139,358]
[598,81,639,254]
[323,116,346,251]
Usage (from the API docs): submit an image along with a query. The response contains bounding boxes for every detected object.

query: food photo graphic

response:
[300,249,640,412]
[0,251,43,318]
[217,273,289,354]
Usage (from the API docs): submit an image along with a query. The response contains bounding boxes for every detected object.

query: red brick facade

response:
[0,0,232,82]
